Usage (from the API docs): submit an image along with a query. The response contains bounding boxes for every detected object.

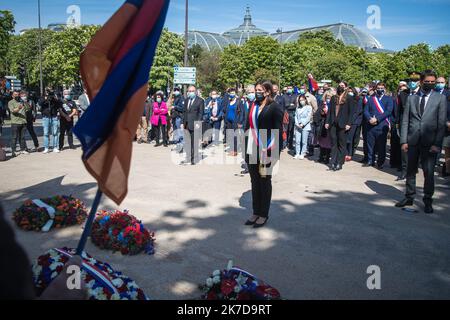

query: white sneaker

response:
[21,150,30,155]
[294,155,299,160]
[299,155,305,160]
[53,149,60,153]
[43,148,49,154]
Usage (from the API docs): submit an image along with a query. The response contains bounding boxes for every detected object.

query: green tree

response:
[7,29,54,89]
[42,25,100,87]
[0,10,16,74]
[149,28,184,91]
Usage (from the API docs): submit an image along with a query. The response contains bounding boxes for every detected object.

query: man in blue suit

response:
[364,83,394,169]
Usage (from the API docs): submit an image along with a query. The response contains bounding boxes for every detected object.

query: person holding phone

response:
[396,70,448,214]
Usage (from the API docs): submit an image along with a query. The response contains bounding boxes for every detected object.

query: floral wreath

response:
[200,261,281,300]
[13,195,87,232]
[91,210,155,256]
[32,248,149,300]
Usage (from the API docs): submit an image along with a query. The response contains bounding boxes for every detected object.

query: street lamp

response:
[277,28,283,86]
[37,0,44,97]
[183,0,189,97]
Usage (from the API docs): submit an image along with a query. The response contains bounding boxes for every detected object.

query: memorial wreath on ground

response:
[200,261,282,300]
[12,195,88,232]
[91,210,156,256]
[32,247,149,300]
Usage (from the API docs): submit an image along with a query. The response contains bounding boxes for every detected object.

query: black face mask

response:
[15,96,21,102]
[422,83,435,92]
[377,89,385,96]
[337,87,345,95]
[255,93,265,103]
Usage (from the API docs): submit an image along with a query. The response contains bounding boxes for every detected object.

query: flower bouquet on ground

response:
[32,248,149,300]
[200,261,281,300]
[91,210,155,255]
[12,195,88,232]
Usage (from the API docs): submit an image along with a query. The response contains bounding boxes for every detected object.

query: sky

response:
[3,0,450,51]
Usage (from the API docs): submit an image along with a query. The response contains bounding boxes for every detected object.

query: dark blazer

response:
[401,90,447,147]
[245,101,284,163]
[352,97,364,126]
[223,98,245,128]
[183,96,204,131]
[326,95,355,129]
[364,94,394,130]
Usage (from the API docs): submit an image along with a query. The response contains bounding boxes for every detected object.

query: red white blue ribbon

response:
[54,248,119,295]
[249,103,275,152]
[372,96,391,128]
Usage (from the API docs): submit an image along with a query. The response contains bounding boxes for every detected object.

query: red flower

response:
[221,279,237,297]
[207,291,218,300]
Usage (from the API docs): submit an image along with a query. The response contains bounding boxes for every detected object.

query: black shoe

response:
[363,162,374,168]
[424,203,434,214]
[241,170,249,175]
[335,164,343,171]
[396,174,406,181]
[377,164,384,170]
[253,218,269,229]
[395,198,414,208]
[11,153,17,158]
[330,164,336,171]
[245,218,258,226]
[163,144,168,147]
[155,143,161,147]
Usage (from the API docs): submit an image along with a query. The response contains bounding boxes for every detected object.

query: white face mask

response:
[21,96,27,102]
[300,100,306,107]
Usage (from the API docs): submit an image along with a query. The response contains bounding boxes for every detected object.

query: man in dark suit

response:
[435,77,450,179]
[182,85,204,165]
[396,70,448,214]
[393,72,421,180]
[364,82,393,169]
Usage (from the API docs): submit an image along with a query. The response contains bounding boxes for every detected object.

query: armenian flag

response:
[73,0,170,205]
[308,73,319,93]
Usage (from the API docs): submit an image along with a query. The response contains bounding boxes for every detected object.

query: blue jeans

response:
[42,117,59,149]
[295,129,310,156]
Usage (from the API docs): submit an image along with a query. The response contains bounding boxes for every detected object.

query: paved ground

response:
[1,121,450,300]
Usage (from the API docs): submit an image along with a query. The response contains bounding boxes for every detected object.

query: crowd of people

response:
[1,70,449,213]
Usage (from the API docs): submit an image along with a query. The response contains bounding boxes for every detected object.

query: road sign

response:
[5,76,21,91]
[174,67,196,85]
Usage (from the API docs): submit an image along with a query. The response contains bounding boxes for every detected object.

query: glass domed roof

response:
[271,23,383,49]
[222,7,269,45]
[187,31,236,51]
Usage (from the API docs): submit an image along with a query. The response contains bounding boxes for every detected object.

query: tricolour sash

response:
[55,248,119,295]
[372,96,391,128]
[248,103,275,152]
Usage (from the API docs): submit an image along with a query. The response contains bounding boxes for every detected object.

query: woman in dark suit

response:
[325,82,355,171]
[244,81,284,228]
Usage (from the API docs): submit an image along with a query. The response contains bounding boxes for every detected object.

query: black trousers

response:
[26,120,39,148]
[346,124,361,157]
[390,127,402,169]
[406,145,438,203]
[287,112,295,149]
[330,124,347,166]
[11,124,27,153]
[225,121,238,153]
[362,123,369,161]
[186,129,198,164]
[59,120,74,150]
[154,123,167,146]
[248,163,272,218]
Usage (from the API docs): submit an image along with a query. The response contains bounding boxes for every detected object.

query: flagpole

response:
[75,188,103,256]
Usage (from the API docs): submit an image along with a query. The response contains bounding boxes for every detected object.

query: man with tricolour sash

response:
[364,82,394,169]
